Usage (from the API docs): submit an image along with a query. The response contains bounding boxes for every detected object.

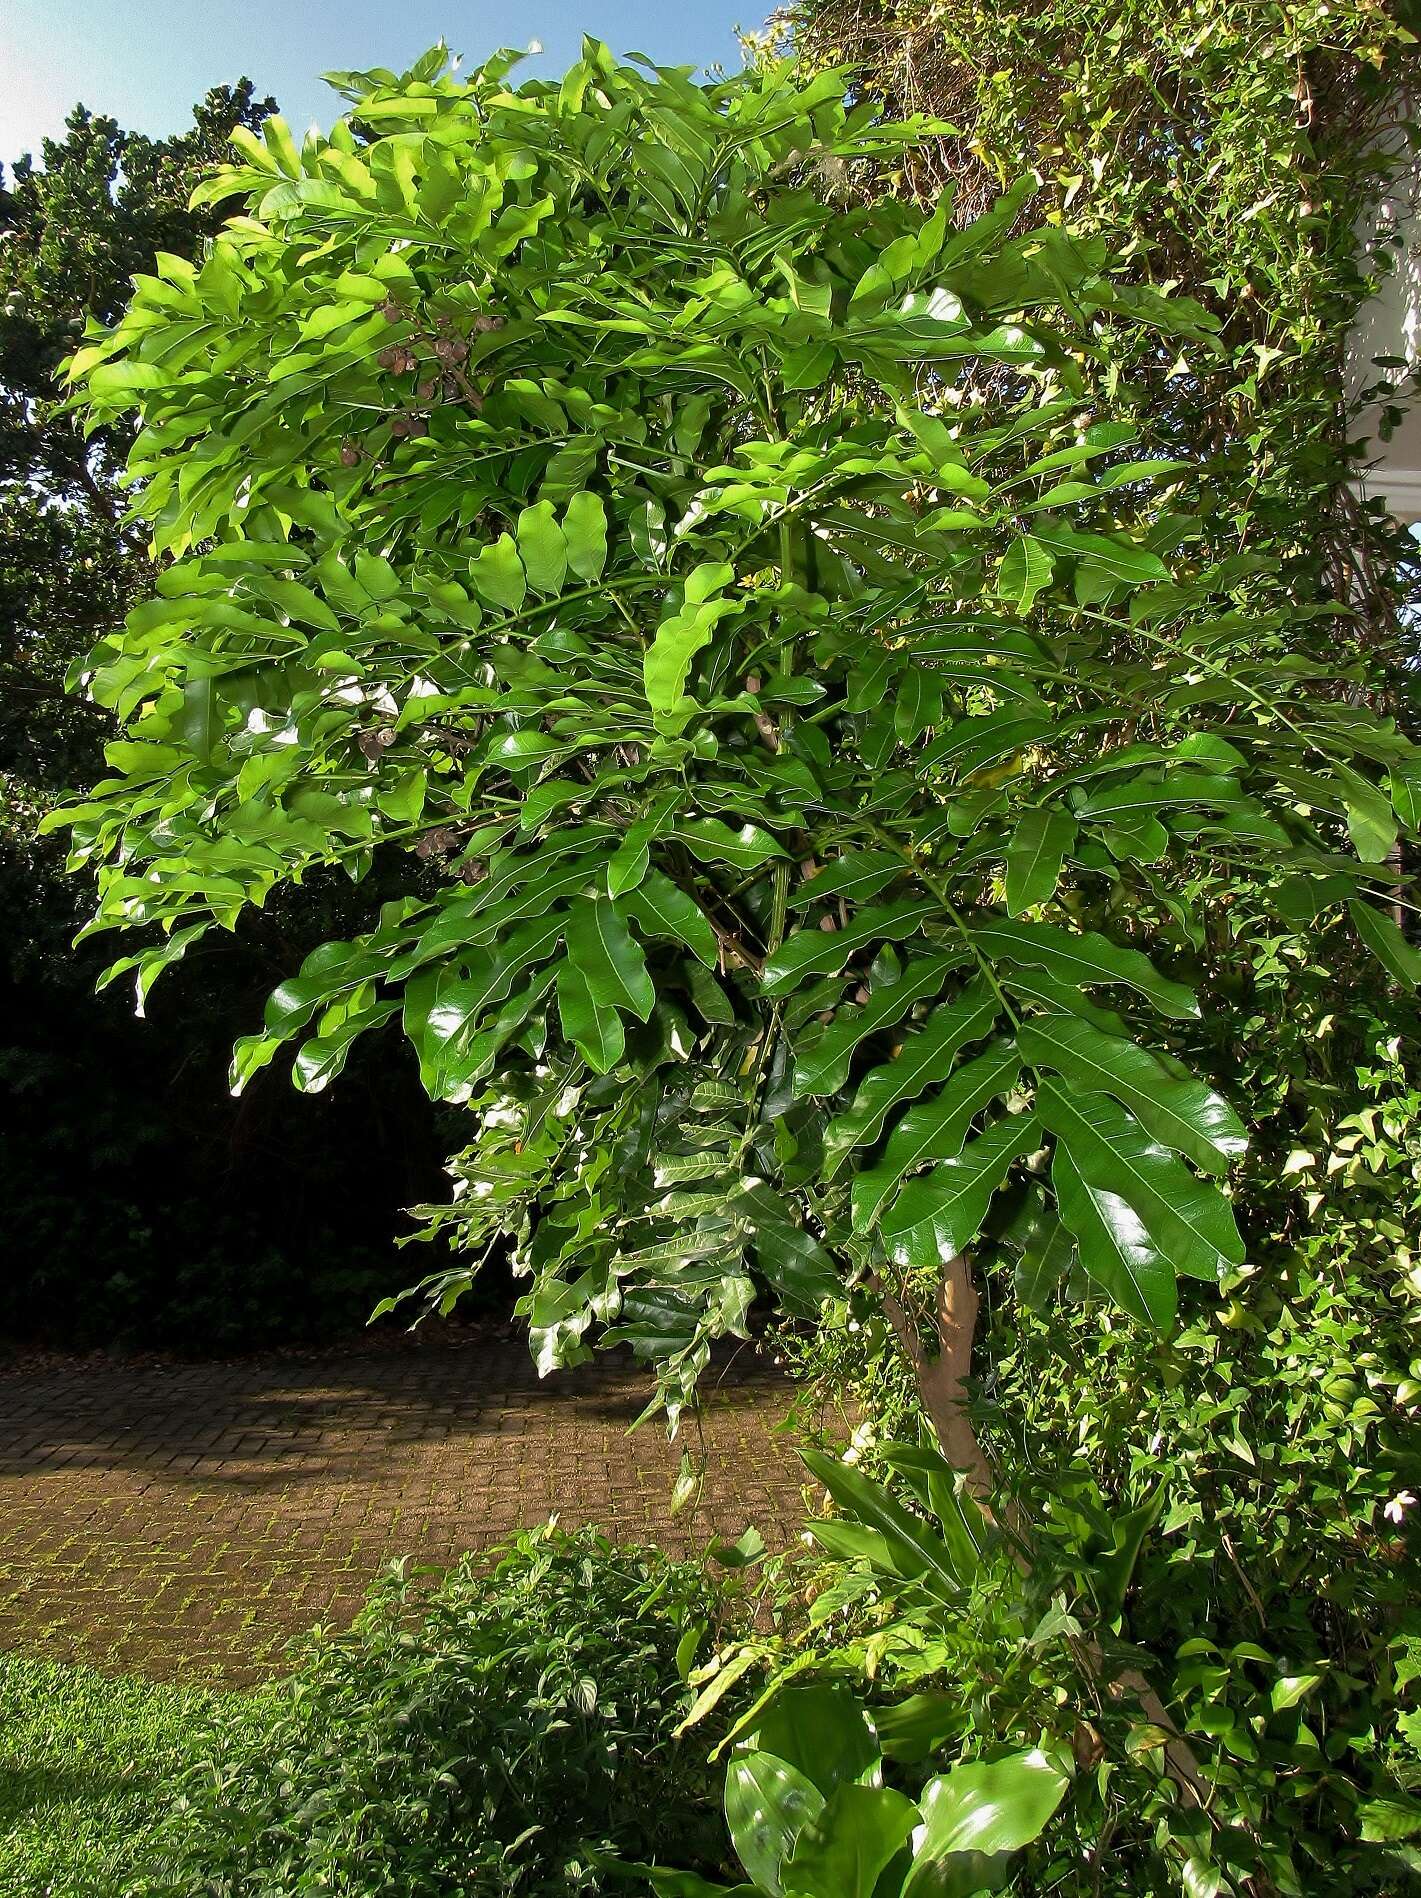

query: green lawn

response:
[0,1652,262,1897]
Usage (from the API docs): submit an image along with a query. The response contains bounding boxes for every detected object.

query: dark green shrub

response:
[134,1527,739,1897]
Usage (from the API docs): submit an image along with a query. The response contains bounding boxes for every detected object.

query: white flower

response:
[1384,1491,1416,1525]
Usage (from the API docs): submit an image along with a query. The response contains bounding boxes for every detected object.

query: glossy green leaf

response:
[905,1748,1070,1884]
[801,1448,970,1601]
[470,533,527,612]
[878,1113,1040,1268]
[674,819,789,872]
[562,490,608,581]
[515,500,568,596]
[789,850,905,909]
[976,919,1198,1019]
[792,955,960,1098]
[619,870,719,967]
[565,896,655,1022]
[1019,1015,1246,1173]
[997,535,1054,613]
[783,1784,918,1898]
[1052,1146,1177,1328]
[752,1685,881,1798]
[851,1042,1022,1231]
[765,901,940,999]
[724,1753,825,1897]
[1348,899,1421,987]
[1040,1078,1244,1286]
[823,982,999,1168]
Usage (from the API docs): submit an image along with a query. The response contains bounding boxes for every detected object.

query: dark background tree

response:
[1,84,460,1351]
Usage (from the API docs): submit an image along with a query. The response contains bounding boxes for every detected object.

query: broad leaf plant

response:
[55,40,1419,1451]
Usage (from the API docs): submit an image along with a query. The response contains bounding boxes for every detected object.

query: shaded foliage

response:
[1,86,463,1350]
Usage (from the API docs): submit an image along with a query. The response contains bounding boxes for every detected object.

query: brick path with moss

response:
[0,1336,802,1685]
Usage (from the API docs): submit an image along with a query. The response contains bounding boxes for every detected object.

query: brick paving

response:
[0,1337,804,1684]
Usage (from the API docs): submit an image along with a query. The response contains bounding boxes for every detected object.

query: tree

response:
[55,39,1421,1886]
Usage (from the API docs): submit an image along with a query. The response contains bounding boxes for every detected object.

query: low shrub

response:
[134,1526,741,1896]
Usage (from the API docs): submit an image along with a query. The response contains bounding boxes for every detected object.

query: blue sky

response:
[1,1,773,167]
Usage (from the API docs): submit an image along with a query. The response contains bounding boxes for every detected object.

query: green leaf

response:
[1348,900,1421,987]
[975,919,1198,1019]
[873,1694,964,1766]
[516,500,568,596]
[557,954,623,1072]
[1029,521,1169,585]
[783,1784,918,1898]
[644,563,739,729]
[173,675,221,761]
[565,895,656,1022]
[764,900,939,998]
[724,1754,825,1897]
[801,1448,970,1601]
[1015,1210,1076,1310]
[562,490,608,581]
[789,850,905,909]
[620,871,719,968]
[1357,1792,1421,1843]
[752,1685,881,1798]
[852,1042,1022,1232]
[878,1114,1040,1268]
[470,533,527,612]
[1340,767,1399,864]
[1040,1079,1244,1287]
[1052,1146,1176,1329]
[607,791,678,898]
[793,955,960,1098]
[905,1749,1070,1883]
[997,535,1054,613]
[1019,1016,1246,1174]
[674,819,789,872]
[294,1000,400,1093]
[823,982,999,1168]
[1004,808,1076,915]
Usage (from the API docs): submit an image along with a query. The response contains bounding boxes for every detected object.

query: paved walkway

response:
[0,1337,803,1684]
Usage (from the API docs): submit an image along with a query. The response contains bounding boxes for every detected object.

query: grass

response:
[0,1651,265,1897]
